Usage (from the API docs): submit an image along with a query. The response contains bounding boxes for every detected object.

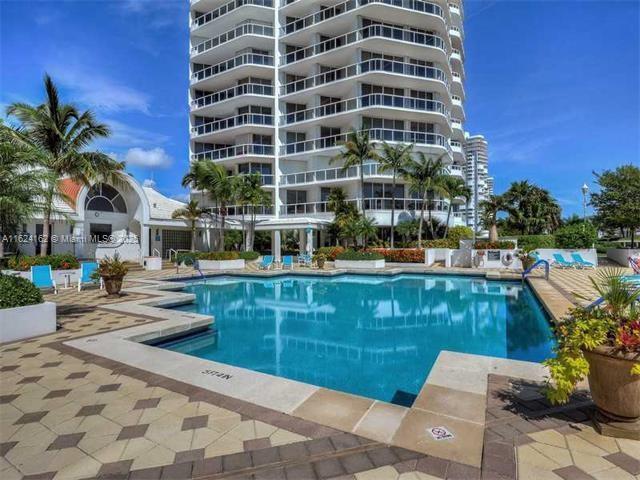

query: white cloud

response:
[97,119,170,149]
[123,147,173,168]
[142,178,157,188]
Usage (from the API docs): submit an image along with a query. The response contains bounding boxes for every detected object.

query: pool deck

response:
[2,265,638,480]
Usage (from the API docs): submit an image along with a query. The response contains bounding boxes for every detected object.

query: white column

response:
[298,228,306,254]
[272,230,282,262]
[306,227,313,255]
[140,226,149,264]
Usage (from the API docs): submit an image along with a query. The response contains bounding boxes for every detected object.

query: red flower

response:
[616,321,640,351]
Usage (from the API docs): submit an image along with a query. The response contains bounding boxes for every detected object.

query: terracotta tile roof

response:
[57,178,82,210]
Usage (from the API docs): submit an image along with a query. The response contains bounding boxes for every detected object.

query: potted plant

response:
[545,269,640,439]
[517,248,536,271]
[314,253,327,269]
[94,254,129,296]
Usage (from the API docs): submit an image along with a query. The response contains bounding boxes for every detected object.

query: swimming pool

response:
[158,274,555,404]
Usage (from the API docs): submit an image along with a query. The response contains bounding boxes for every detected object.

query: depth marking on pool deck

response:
[202,369,233,380]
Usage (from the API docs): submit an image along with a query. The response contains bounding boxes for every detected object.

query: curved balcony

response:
[282,93,449,127]
[282,0,445,39]
[191,53,274,88]
[210,204,274,216]
[281,24,447,69]
[191,0,273,35]
[191,23,274,63]
[280,197,451,216]
[191,113,273,142]
[280,58,449,100]
[191,83,274,116]
[281,162,391,186]
[282,128,451,157]
[191,144,274,162]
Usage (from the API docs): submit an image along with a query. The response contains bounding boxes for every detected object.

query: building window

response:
[85,183,127,213]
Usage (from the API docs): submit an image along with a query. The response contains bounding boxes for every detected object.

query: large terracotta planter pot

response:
[102,275,124,296]
[583,347,640,439]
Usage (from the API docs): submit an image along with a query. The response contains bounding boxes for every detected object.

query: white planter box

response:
[197,259,245,270]
[1,269,80,288]
[607,248,640,267]
[143,256,162,271]
[0,302,56,343]
[335,259,386,269]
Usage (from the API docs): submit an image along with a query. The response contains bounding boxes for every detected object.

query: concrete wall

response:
[607,249,640,267]
[535,248,598,267]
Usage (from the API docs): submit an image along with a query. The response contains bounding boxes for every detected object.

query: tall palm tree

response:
[479,195,508,242]
[236,173,270,251]
[357,216,378,248]
[403,153,447,246]
[330,129,380,214]
[5,74,124,256]
[171,200,204,252]
[378,142,413,248]
[440,175,472,238]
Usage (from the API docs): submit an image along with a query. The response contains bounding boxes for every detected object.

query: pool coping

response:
[63,269,555,468]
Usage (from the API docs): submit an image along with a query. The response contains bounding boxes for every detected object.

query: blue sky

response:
[1,0,639,214]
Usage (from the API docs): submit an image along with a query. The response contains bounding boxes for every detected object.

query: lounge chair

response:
[552,253,577,269]
[259,255,274,270]
[31,265,57,294]
[629,256,640,275]
[78,262,103,292]
[298,253,312,267]
[282,256,293,270]
[570,253,595,269]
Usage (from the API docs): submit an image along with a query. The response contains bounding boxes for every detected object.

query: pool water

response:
[159,274,555,403]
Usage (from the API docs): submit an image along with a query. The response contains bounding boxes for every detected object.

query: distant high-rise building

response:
[463,133,491,230]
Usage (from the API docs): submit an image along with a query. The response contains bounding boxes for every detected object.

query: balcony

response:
[209,205,274,216]
[191,23,274,64]
[281,24,447,69]
[191,0,273,36]
[191,83,274,116]
[191,144,274,162]
[281,58,449,100]
[191,113,273,142]
[280,197,451,216]
[282,93,449,127]
[281,0,445,40]
[282,128,451,157]
[191,53,274,89]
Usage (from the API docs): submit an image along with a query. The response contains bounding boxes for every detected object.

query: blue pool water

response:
[159,274,555,403]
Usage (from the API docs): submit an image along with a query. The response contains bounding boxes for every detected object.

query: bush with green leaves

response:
[516,235,556,250]
[423,238,458,248]
[8,254,80,271]
[335,250,384,261]
[474,240,516,250]
[238,251,260,261]
[199,251,240,261]
[554,222,597,249]
[176,252,197,266]
[446,226,473,245]
[0,274,44,309]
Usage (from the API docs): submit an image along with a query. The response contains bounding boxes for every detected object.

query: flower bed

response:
[8,254,80,271]
[316,246,345,261]
[474,240,516,250]
[369,248,425,263]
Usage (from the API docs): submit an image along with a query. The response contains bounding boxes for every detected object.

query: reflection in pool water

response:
[159,274,554,403]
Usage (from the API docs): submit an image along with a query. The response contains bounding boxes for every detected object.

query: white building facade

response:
[189,0,467,246]
[463,133,492,230]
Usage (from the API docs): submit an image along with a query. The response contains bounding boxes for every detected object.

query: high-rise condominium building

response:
[189,0,466,247]
[463,133,492,231]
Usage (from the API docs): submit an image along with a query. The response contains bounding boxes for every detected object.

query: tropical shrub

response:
[95,254,128,279]
[176,252,197,266]
[8,254,80,271]
[316,246,345,260]
[544,269,640,404]
[474,240,516,250]
[199,251,240,261]
[423,238,458,248]
[595,241,620,255]
[554,222,597,249]
[447,226,473,245]
[335,250,384,261]
[238,251,260,261]
[370,249,424,263]
[0,273,44,309]
[516,235,556,250]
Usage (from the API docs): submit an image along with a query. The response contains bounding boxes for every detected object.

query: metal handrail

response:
[522,259,550,281]
[280,197,451,216]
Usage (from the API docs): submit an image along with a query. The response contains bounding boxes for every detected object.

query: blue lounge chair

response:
[31,265,57,294]
[570,253,595,269]
[282,255,293,270]
[259,255,274,270]
[552,253,577,269]
[77,262,102,292]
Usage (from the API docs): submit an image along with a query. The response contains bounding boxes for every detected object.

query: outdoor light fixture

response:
[581,183,589,222]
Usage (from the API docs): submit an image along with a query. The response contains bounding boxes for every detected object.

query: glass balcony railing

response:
[280,197,450,216]
[191,144,274,161]
[191,84,274,110]
[191,23,274,56]
[192,0,273,30]
[282,93,449,124]
[281,58,448,95]
[191,53,274,84]
[282,128,451,156]
[282,24,446,65]
[191,113,273,136]
[282,0,444,36]
[209,205,274,216]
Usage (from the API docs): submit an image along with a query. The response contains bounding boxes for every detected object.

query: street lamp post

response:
[581,183,589,223]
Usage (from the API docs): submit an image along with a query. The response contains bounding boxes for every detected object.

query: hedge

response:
[516,235,556,250]
[423,239,458,248]
[8,254,80,272]
[474,241,516,250]
[335,250,385,261]
[554,223,597,249]
[239,251,260,261]
[0,274,44,309]
[316,246,345,260]
[369,248,424,263]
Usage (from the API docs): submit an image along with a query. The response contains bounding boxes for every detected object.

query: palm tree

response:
[378,142,413,248]
[236,173,270,251]
[440,176,472,238]
[403,153,447,246]
[5,74,124,256]
[330,129,380,214]
[357,216,378,248]
[479,195,508,242]
[171,200,204,251]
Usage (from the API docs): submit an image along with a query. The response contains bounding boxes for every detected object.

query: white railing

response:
[192,144,274,161]
[192,0,273,30]
[191,83,273,110]
[281,58,448,95]
[191,23,274,56]
[191,113,273,137]
[280,197,452,216]
[282,93,449,125]
[281,0,444,36]
[282,24,447,65]
[191,53,274,84]
[208,205,274,216]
